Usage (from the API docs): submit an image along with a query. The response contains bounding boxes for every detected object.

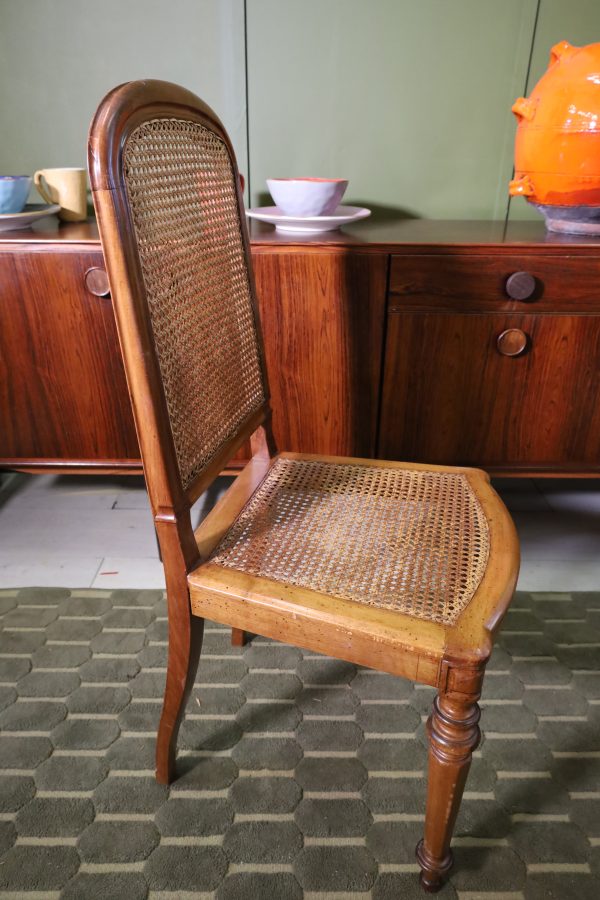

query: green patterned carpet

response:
[0,587,599,899]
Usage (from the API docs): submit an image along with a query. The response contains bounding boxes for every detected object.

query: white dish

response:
[266,178,348,217]
[246,204,370,233]
[0,203,60,232]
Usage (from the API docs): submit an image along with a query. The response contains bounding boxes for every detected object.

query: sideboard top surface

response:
[2,217,600,252]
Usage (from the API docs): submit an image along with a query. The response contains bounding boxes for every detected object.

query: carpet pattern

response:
[0,587,599,899]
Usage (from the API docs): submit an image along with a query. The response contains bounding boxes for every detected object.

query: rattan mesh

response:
[211,458,490,626]
[123,117,265,490]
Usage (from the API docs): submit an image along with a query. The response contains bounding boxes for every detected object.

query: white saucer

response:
[0,203,60,232]
[246,205,371,233]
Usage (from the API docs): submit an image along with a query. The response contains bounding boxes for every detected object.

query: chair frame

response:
[88,80,519,892]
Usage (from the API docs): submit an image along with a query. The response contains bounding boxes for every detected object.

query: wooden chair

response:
[88,80,519,892]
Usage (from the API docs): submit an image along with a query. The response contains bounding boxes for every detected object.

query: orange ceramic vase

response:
[510,40,600,215]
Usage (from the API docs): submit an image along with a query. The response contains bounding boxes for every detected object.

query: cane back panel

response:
[122,117,266,490]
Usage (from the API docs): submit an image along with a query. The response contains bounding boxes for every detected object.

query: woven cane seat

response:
[209,456,490,627]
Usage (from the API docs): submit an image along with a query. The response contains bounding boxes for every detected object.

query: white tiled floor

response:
[496,478,600,590]
[0,472,599,591]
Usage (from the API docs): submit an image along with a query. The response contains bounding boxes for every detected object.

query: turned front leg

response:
[416,690,481,892]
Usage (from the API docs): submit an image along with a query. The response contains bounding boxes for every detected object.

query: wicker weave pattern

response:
[123,118,265,489]
[211,458,490,625]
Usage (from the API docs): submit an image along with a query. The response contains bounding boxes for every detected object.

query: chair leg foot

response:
[416,839,453,892]
[416,688,481,891]
[231,628,247,647]
[155,609,204,784]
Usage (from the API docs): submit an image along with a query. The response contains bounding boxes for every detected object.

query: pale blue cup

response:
[0,176,32,214]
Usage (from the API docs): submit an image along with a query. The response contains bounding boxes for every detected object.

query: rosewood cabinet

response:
[0,239,139,472]
[379,250,600,474]
[252,249,387,457]
[380,311,600,473]
[1,218,599,477]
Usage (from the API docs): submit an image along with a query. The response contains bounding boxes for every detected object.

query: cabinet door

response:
[252,250,387,457]
[379,312,600,473]
[0,248,140,465]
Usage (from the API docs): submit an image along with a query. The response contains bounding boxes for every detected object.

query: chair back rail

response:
[88,80,273,567]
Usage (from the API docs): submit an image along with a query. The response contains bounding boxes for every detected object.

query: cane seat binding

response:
[88,80,519,892]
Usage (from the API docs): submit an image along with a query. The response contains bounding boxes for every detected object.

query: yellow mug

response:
[33,167,88,222]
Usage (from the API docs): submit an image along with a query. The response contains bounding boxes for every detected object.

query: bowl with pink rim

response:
[266,177,348,217]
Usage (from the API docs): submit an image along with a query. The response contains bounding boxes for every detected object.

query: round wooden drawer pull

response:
[505,271,536,301]
[497,328,528,357]
[84,267,110,297]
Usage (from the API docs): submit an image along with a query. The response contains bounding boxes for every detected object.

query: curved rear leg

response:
[155,585,204,785]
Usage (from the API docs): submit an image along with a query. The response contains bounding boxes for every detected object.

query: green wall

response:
[0,0,248,195]
[247,0,537,220]
[1,0,599,221]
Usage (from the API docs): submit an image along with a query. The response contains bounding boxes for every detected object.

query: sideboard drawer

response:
[389,254,600,313]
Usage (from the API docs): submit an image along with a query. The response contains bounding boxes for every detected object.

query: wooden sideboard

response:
[1,218,599,476]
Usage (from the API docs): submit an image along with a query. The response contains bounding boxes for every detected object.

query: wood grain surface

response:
[2,220,600,477]
[0,247,139,463]
[389,253,600,313]
[252,250,387,457]
[379,311,600,472]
